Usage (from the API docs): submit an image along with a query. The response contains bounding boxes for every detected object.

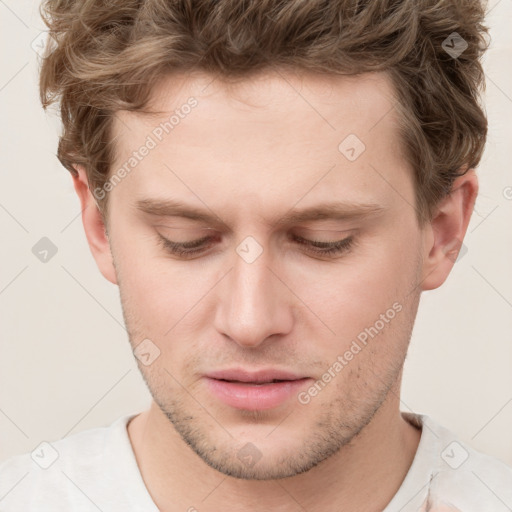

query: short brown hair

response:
[38,0,490,226]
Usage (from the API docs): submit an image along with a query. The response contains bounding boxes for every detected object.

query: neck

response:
[127,386,421,511]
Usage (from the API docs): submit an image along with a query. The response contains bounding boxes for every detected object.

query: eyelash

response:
[157,234,355,259]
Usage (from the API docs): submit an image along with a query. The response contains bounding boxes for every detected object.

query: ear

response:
[419,168,478,291]
[71,165,118,285]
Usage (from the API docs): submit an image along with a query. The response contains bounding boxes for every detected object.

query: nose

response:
[213,240,293,348]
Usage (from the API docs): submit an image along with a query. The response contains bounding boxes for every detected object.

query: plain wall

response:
[1,0,511,466]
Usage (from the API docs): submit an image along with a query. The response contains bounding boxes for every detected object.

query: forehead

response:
[113,68,401,149]
[134,68,399,135]
[109,69,413,224]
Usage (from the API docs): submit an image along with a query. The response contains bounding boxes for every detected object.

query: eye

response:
[290,234,355,257]
[157,233,355,259]
[157,234,215,258]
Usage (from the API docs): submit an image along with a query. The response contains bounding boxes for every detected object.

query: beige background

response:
[1,0,511,466]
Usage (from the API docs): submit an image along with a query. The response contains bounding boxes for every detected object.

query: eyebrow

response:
[134,197,386,229]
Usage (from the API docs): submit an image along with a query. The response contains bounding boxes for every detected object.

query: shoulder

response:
[399,412,512,512]
[427,419,512,511]
[0,414,138,511]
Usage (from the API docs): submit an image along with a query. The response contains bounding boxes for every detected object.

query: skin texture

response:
[72,69,477,511]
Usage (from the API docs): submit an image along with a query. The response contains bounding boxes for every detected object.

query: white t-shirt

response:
[0,411,511,511]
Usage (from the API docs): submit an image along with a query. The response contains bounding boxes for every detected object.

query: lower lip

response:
[204,377,311,410]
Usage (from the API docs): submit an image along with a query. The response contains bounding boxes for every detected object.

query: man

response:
[1,0,511,510]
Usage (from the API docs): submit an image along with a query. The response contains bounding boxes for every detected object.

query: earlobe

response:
[71,165,118,285]
[419,169,478,291]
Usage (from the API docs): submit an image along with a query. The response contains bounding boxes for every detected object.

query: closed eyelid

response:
[157,231,356,260]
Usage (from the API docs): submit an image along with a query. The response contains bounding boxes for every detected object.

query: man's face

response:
[107,70,426,479]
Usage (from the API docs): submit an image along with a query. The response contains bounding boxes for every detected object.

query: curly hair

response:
[38,0,490,226]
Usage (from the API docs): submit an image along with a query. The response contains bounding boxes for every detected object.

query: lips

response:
[205,368,306,384]
[204,368,311,410]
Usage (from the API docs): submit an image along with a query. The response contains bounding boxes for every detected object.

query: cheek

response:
[112,223,205,325]
[120,263,206,336]
[302,237,417,319]
[290,232,421,364]
[113,213,420,346]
